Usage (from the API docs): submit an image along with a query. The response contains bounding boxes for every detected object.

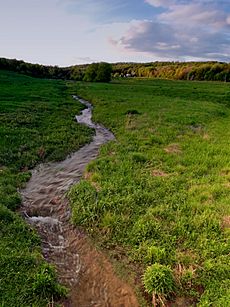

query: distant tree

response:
[95,62,112,82]
[83,63,99,82]
[83,62,112,82]
[70,67,84,81]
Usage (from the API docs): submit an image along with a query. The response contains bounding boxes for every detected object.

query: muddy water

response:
[20,96,139,307]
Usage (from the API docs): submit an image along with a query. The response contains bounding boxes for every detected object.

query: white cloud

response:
[0,0,229,64]
[160,3,229,29]
[113,0,230,61]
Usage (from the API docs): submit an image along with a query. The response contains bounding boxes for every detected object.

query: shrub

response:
[143,263,175,296]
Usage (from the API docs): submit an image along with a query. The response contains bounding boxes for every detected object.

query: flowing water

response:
[20,96,138,306]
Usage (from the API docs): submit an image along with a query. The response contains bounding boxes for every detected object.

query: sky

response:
[0,0,229,66]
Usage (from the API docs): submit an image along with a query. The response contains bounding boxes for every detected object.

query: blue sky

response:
[0,0,229,66]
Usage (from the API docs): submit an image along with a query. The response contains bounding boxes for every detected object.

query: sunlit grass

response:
[68,78,230,305]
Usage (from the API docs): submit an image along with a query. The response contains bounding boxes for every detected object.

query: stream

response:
[20,96,138,306]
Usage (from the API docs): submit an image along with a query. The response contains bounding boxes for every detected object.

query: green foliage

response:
[32,263,67,298]
[68,78,230,305]
[68,180,98,225]
[146,246,167,265]
[83,63,99,82]
[199,256,230,286]
[83,62,112,82]
[0,204,14,222]
[131,152,147,163]
[95,62,112,82]
[112,61,230,82]
[1,57,229,82]
[143,264,175,295]
[198,280,230,307]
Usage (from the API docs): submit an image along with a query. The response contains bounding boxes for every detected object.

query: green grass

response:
[68,78,230,305]
[0,70,93,306]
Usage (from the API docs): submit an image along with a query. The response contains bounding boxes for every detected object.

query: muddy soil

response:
[20,96,139,307]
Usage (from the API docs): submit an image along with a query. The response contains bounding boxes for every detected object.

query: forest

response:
[0,57,229,82]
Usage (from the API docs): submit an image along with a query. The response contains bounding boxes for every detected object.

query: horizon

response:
[1,56,228,69]
[1,0,230,66]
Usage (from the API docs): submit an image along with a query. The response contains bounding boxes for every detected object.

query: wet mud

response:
[20,96,139,306]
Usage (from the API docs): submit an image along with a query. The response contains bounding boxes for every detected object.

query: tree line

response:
[0,58,112,82]
[0,57,229,82]
[112,61,230,82]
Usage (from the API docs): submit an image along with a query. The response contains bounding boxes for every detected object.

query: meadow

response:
[0,70,92,306]
[1,69,230,306]
[68,78,230,306]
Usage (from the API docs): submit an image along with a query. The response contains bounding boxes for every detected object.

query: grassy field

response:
[0,70,92,306]
[68,79,230,306]
[1,70,230,306]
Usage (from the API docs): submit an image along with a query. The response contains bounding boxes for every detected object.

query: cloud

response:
[145,0,175,7]
[160,2,229,29]
[1,0,229,65]
[114,0,230,61]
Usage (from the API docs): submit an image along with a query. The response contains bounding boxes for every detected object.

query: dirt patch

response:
[223,182,230,189]
[189,124,203,134]
[65,233,139,307]
[202,133,210,140]
[169,296,196,307]
[125,114,139,130]
[151,169,169,177]
[220,168,230,176]
[164,144,182,154]
[222,216,230,228]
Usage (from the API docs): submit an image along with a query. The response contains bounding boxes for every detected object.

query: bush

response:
[143,263,175,296]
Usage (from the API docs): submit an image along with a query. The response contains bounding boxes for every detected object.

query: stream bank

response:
[20,96,138,306]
